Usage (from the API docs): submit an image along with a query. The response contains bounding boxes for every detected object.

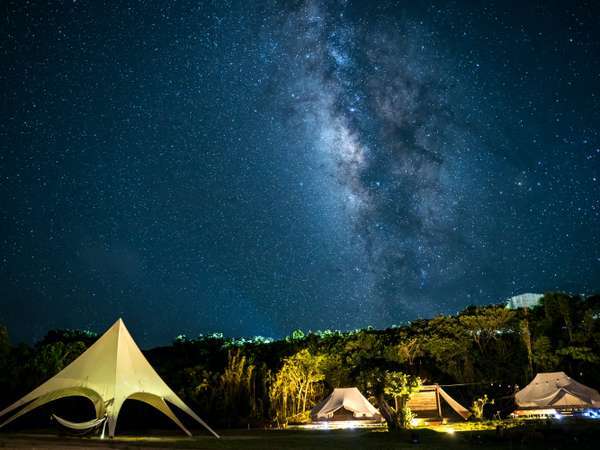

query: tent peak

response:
[111,318,128,335]
[530,372,571,383]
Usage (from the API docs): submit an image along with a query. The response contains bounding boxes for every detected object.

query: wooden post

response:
[435,385,442,419]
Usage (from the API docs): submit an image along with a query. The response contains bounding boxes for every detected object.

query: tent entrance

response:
[407,385,470,422]
[331,407,356,421]
[310,387,383,422]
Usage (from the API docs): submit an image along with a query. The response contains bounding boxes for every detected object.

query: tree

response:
[532,336,559,371]
[286,329,305,341]
[541,293,576,344]
[359,368,421,431]
[182,365,219,418]
[31,341,87,380]
[470,394,494,420]
[520,319,533,380]
[218,350,256,426]
[321,352,351,389]
[556,345,600,374]
[383,371,421,429]
[269,349,326,426]
[384,336,422,369]
[343,331,385,373]
[458,307,516,354]
[423,334,473,382]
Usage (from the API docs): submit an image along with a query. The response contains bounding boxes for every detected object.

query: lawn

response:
[1,422,599,450]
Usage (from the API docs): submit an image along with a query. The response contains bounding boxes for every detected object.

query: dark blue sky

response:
[1,0,599,346]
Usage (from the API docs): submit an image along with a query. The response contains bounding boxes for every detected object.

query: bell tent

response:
[311,387,382,421]
[0,318,219,438]
[514,372,600,413]
[407,385,471,421]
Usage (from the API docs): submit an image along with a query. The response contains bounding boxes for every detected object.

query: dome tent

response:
[0,319,219,438]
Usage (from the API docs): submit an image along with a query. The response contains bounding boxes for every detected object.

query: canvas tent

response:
[514,372,600,412]
[311,387,382,421]
[407,385,471,421]
[0,319,219,438]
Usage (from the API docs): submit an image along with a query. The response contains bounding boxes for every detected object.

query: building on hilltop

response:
[505,293,543,309]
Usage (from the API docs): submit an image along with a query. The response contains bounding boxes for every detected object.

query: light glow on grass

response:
[295,420,385,430]
[410,418,422,427]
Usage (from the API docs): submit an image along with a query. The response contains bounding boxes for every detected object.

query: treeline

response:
[0,292,599,429]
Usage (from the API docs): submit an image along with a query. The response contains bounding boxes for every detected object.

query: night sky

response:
[1,1,599,347]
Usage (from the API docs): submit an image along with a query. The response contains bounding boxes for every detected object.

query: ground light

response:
[410,418,423,427]
[294,420,385,430]
[583,409,600,419]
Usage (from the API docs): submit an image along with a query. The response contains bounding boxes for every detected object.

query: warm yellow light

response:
[295,420,385,431]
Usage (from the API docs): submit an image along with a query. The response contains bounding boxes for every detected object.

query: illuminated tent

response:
[407,385,471,421]
[0,319,219,438]
[311,387,382,421]
[515,372,600,411]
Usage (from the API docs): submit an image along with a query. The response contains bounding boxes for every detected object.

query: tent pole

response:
[100,417,107,439]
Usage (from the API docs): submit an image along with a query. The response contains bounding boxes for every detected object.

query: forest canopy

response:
[0,292,599,429]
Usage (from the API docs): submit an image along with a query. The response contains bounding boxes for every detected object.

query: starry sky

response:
[1,0,599,346]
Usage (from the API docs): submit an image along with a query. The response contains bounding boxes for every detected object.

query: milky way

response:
[271,1,497,320]
[1,0,599,345]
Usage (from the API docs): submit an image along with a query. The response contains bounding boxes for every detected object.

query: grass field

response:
[1,422,600,450]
